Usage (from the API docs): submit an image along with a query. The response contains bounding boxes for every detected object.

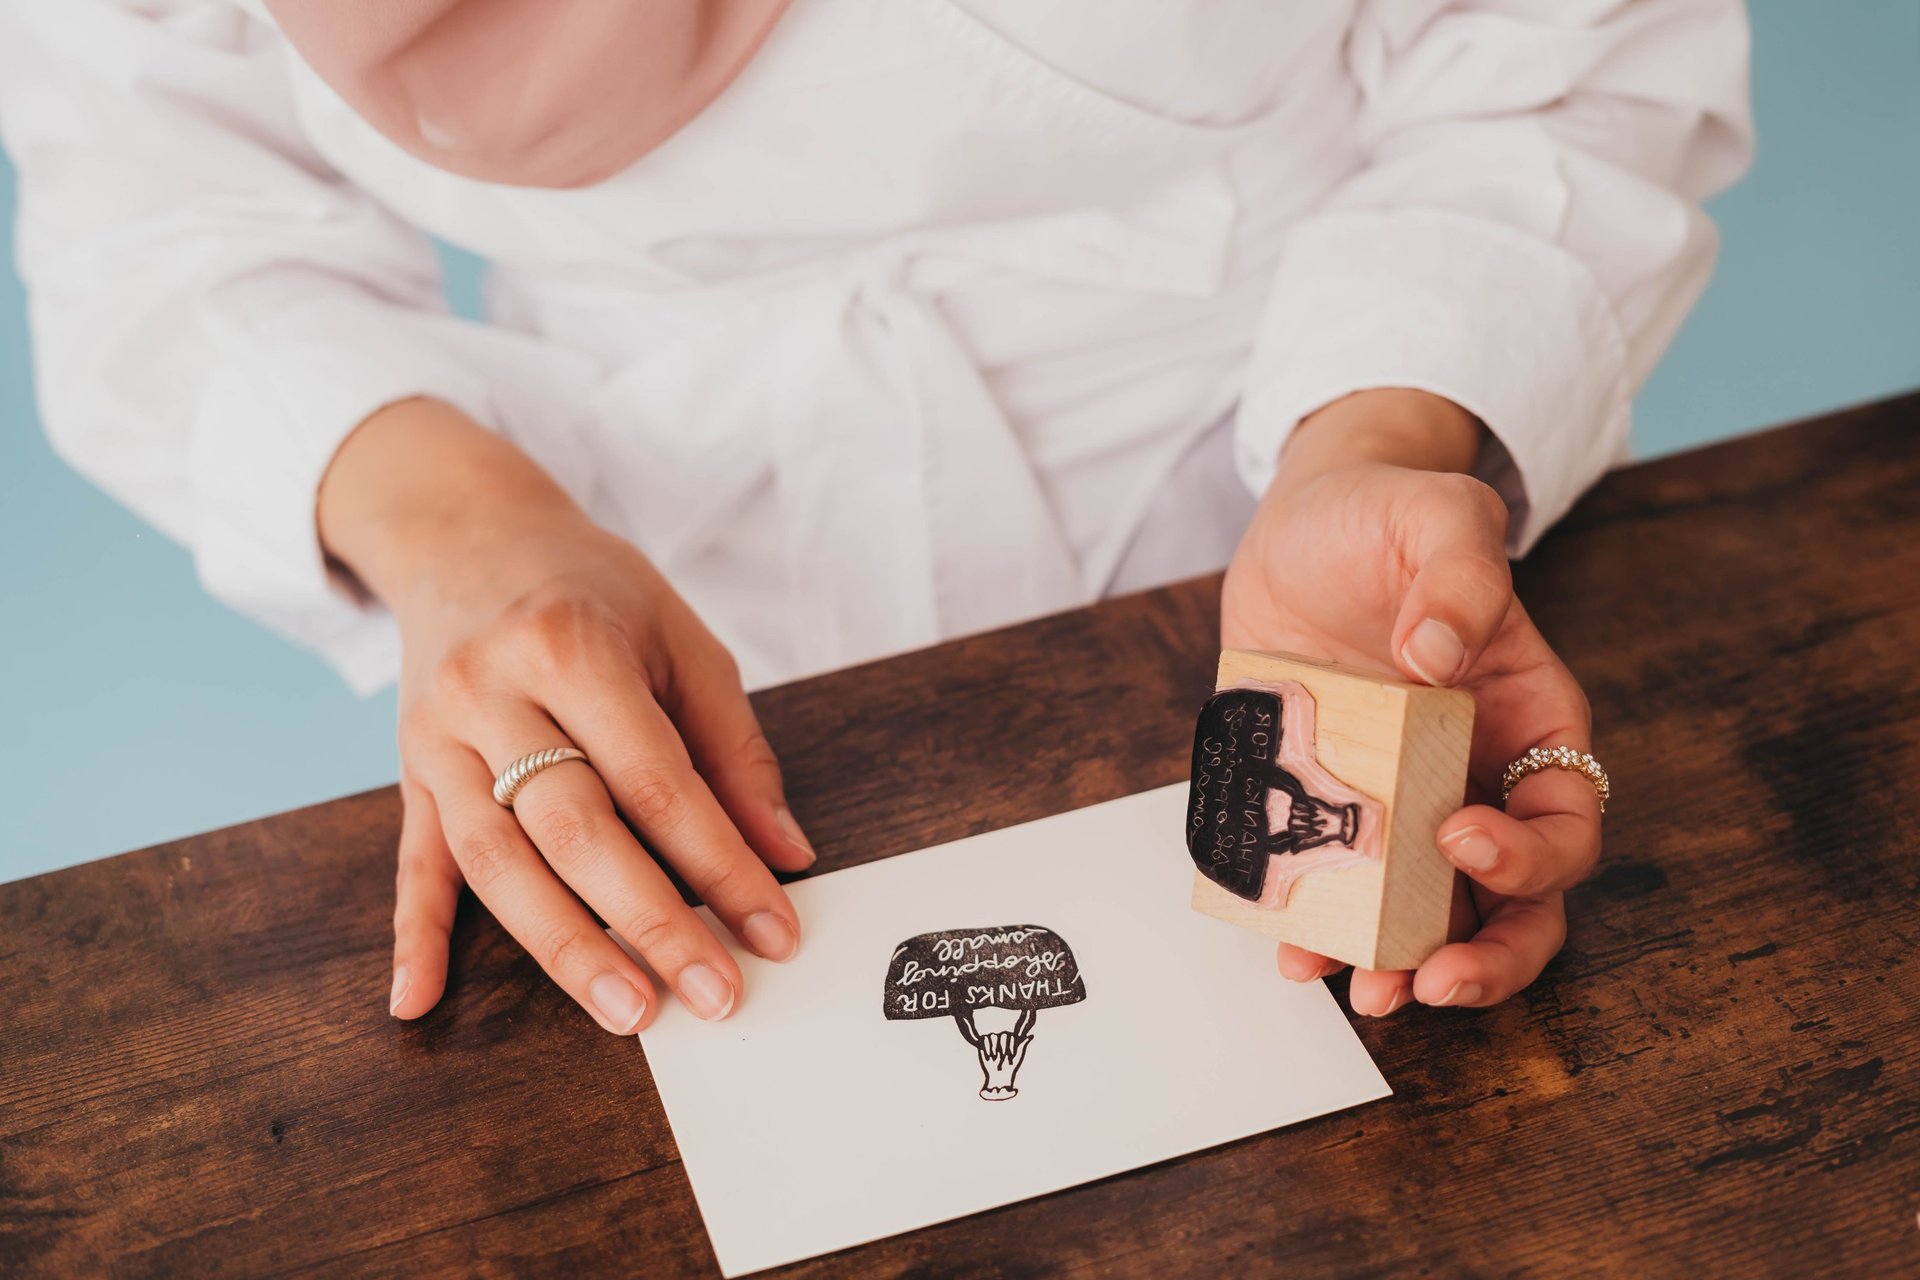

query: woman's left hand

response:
[1221,389,1602,1015]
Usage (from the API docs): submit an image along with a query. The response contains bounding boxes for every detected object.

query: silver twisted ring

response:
[492,747,589,808]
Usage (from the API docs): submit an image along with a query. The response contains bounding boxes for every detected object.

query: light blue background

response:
[3,5,1916,882]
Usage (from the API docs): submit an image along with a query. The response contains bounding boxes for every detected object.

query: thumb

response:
[1388,476,1514,687]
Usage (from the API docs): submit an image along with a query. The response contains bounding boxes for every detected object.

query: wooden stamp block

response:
[1185,649,1475,971]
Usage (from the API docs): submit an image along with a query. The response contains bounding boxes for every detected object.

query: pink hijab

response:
[264,0,791,188]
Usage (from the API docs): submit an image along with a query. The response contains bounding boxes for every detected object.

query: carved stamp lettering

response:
[1185,683,1385,907]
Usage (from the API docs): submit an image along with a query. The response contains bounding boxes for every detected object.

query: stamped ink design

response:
[1186,683,1385,908]
[882,924,1086,1101]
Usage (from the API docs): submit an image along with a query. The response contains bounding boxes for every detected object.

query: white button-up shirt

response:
[0,0,1751,692]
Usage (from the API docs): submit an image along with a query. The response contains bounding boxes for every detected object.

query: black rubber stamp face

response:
[883,924,1086,1102]
[1186,687,1370,904]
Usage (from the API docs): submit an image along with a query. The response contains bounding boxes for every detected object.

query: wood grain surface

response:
[4,393,1918,1277]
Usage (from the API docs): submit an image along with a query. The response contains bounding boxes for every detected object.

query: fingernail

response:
[1402,618,1466,686]
[741,911,798,962]
[1441,825,1499,872]
[775,807,816,866]
[1277,951,1321,982]
[589,972,647,1034]
[1433,981,1484,1007]
[1368,989,1408,1018]
[388,966,410,1017]
[678,964,737,1020]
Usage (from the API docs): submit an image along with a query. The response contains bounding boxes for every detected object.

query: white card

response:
[635,784,1390,1277]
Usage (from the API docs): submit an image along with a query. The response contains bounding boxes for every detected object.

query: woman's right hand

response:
[318,398,814,1034]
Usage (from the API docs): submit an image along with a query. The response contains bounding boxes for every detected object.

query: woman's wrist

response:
[317,397,591,617]
[1267,388,1486,499]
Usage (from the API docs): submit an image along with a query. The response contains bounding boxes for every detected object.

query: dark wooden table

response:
[6,394,1919,1277]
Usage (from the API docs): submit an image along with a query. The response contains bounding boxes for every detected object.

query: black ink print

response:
[1186,686,1375,905]
[882,924,1086,1101]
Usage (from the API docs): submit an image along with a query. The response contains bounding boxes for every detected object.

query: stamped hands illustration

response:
[883,925,1086,1101]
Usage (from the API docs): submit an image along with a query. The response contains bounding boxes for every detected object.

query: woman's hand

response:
[1221,389,1601,1014]
[320,399,814,1034]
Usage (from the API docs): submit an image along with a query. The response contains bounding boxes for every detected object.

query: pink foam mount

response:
[1232,678,1385,908]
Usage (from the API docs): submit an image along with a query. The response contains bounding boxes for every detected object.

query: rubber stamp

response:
[1185,649,1475,971]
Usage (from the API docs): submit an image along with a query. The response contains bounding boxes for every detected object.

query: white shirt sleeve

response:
[0,0,508,691]
[1234,0,1754,553]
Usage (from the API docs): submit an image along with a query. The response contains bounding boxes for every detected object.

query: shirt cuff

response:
[188,282,500,696]
[1234,209,1635,556]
